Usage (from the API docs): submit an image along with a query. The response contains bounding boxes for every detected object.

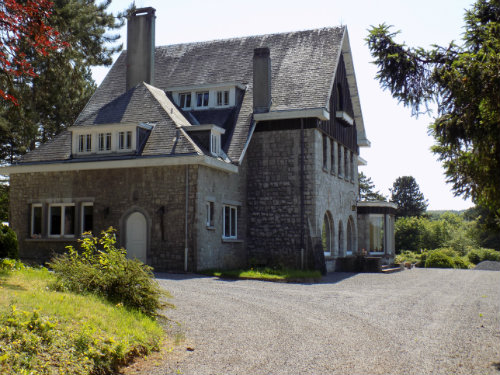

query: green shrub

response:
[425,251,455,269]
[452,257,471,269]
[0,258,25,273]
[434,247,458,258]
[0,225,18,259]
[48,228,162,317]
[467,248,500,264]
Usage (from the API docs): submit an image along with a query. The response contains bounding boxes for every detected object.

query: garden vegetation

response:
[0,229,166,375]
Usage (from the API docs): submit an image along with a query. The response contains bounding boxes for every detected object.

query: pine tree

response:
[390,176,428,217]
[358,172,386,201]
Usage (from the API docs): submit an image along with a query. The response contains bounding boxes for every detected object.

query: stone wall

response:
[246,126,360,269]
[9,165,199,271]
[194,162,247,270]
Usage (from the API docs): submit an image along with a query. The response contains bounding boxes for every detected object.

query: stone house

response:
[5,8,396,272]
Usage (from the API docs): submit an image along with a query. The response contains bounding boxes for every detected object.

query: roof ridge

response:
[124,26,345,51]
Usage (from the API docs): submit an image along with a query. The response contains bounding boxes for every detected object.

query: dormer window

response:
[217,90,229,106]
[179,92,191,108]
[118,131,132,150]
[98,132,112,151]
[210,132,220,156]
[78,134,92,153]
[196,91,209,108]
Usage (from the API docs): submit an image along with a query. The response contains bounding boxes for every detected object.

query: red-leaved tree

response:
[0,0,67,104]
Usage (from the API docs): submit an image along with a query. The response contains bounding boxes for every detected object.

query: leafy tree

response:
[464,205,500,250]
[358,172,387,201]
[0,0,67,104]
[390,176,428,217]
[366,0,500,223]
[0,0,127,162]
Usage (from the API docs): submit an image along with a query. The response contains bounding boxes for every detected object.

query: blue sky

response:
[92,0,476,210]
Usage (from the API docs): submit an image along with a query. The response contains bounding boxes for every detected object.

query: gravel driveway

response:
[128,269,500,375]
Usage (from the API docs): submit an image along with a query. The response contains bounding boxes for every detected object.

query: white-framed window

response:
[179,92,191,108]
[118,131,132,150]
[196,91,209,108]
[206,201,214,227]
[216,90,229,106]
[98,132,112,152]
[223,205,237,239]
[81,203,94,234]
[78,134,92,153]
[49,204,75,237]
[31,204,43,237]
[210,133,220,156]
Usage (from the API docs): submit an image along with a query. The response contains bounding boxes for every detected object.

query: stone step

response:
[381,266,404,274]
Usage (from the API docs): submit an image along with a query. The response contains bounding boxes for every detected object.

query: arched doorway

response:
[126,211,147,263]
[322,212,334,256]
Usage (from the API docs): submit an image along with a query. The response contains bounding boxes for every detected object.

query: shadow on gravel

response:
[154,272,214,281]
[492,362,500,371]
[320,272,358,284]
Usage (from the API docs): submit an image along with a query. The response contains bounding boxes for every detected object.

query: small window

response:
[98,133,112,152]
[210,133,220,156]
[350,152,354,182]
[119,131,132,150]
[196,91,209,107]
[49,204,75,237]
[216,90,229,106]
[81,203,93,234]
[179,92,191,108]
[330,139,335,174]
[338,145,342,176]
[322,135,328,170]
[31,204,42,237]
[344,149,349,180]
[78,134,92,153]
[206,201,214,227]
[223,205,237,239]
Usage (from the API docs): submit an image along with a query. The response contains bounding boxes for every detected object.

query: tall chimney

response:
[253,47,271,113]
[126,7,156,91]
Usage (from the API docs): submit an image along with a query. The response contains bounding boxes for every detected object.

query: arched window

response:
[322,212,334,256]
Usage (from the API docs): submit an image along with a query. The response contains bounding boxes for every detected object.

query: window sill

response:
[221,238,243,243]
[26,237,79,242]
[206,225,215,231]
[330,171,336,176]
[322,167,329,173]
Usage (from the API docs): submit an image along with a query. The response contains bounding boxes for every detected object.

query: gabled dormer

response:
[168,83,246,111]
[69,123,154,157]
[184,124,225,157]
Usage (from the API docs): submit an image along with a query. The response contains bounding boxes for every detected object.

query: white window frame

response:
[98,132,112,152]
[206,201,215,228]
[118,131,132,150]
[216,90,229,106]
[210,133,220,156]
[48,203,76,238]
[31,204,43,238]
[179,92,192,109]
[196,91,209,108]
[81,202,94,235]
[78,134,92,153]
[222,205,237,239]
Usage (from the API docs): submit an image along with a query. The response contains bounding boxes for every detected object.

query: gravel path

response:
[127,269,500,375]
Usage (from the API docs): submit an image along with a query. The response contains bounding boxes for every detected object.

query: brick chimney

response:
[126,7,156,91]
[253,47,271,113]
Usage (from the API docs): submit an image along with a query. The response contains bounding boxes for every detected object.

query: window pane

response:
[79,135,84,152]
[217,91,222,106]
[224,91,229,105]
[83,205,93,232]
[106,133,111,150]
[119,132,124,149]
[86,134,92,152]
[64,206,75,235]
[98,133,104,151]
[224,206,230,237]
[126,131,132,149]
[203,92,209,106]
[32,206,42,235]
[185,93,191,107]
[50,206,61,235]
[230,207,236,237]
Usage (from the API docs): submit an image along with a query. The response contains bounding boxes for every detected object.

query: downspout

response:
[300,118,305,269]
[184,165,189,272]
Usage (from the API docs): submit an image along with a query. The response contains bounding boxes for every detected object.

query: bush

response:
[0,258,25,273]
[0,225,18,259]
[452,257,471,269]
[48,228,162,317]
[467,248,500,264]
[425,251,455,269]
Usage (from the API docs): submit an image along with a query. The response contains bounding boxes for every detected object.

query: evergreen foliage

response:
[366,0,500,222]
[358,172,386,201]
[0,224,18,259]
[390,176,428,217]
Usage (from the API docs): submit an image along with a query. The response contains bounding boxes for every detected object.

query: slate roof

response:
[20,27,347,165]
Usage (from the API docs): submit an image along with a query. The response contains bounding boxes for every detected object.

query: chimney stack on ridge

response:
[253,47,272,113]
[126,7,156,91]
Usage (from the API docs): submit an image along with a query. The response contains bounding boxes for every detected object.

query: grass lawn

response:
[202,267,322,282]
[0,264,164,375]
